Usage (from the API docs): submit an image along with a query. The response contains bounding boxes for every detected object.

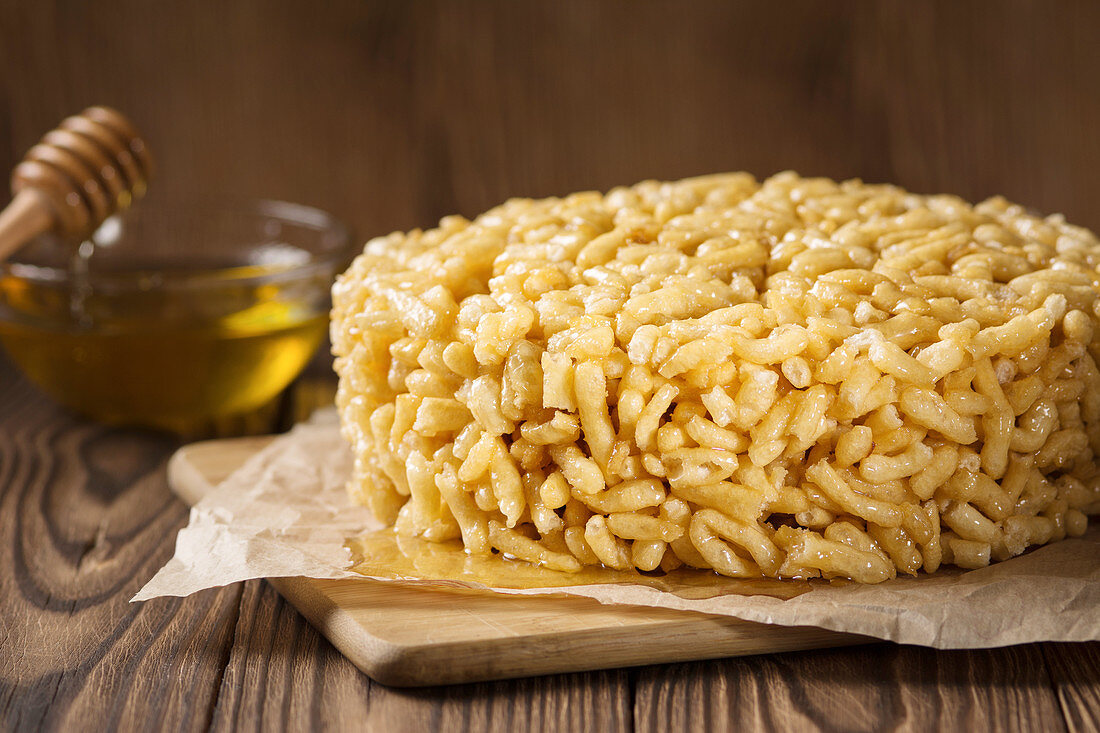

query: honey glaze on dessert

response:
[346,528,814,599]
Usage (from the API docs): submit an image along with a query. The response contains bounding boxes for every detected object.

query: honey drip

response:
[346,528,815,600]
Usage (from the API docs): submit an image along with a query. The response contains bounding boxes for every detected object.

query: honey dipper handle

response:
[0,105,152,261]
[0,189,54,261]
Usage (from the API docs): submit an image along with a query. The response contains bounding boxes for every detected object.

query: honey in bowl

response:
[0,199,353,431]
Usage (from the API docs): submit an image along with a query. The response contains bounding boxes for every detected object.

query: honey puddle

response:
[346,529,813,600]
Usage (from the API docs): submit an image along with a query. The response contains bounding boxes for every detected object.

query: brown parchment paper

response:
[135,410,1100,649]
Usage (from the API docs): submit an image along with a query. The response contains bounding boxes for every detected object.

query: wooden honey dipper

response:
[0,106,153,259]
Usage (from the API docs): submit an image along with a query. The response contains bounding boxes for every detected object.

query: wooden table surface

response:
[2,2,1099,730]
[0,351,1096,732]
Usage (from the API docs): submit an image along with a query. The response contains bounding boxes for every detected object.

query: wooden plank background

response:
[2,0,1100,239]
[0,1,1098,730]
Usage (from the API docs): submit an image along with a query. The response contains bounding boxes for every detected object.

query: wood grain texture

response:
[633,643,1075,732]
[1,0,1099,729]
[1044,643,1100,733]
[0,362,241,732]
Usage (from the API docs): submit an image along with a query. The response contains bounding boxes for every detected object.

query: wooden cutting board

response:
[167,437,870,686]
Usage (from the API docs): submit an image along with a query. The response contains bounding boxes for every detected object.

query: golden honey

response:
[0,272,327,431]
[346,528,814,599]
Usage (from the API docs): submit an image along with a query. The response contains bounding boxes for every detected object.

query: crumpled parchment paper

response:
[136,410,1100,649]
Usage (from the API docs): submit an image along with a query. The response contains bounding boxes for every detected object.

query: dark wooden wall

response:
[1,0,1099,243]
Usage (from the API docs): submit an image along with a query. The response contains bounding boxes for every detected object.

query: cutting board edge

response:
[268,576,422,685]
[273,573,869,686]
[372,621,869,687]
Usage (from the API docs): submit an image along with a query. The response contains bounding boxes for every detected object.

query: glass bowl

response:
[0,198,354,431]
